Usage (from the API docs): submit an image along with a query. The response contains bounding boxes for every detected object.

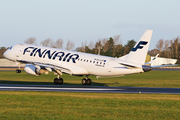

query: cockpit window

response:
[9,46,13,50]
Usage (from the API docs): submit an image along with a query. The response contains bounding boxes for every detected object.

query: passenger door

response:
[16,44,23,61]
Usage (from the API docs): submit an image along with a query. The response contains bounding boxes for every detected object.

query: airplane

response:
[3,30,154,85]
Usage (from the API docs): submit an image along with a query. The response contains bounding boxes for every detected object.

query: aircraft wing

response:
[151,64,178,68]
[18,60,89,75]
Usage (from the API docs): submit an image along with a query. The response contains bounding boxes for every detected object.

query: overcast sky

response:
[1,0,180,50]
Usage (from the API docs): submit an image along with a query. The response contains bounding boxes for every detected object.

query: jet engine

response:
[142,65,152,72]
[24,64,41,76]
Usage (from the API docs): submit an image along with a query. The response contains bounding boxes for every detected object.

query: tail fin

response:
[122,30,153,65]
[145,53,159,65]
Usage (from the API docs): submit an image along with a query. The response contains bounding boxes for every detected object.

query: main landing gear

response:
[54,77,63,85]
[54,71,63,85]
[53,74,91,85]
[82,76,91,85]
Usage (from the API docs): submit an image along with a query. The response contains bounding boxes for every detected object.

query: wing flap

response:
[19,60,89,75]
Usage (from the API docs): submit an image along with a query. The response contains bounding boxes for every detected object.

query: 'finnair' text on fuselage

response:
[23,47,79,63]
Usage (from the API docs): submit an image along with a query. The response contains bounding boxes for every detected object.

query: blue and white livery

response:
[3,30,153,85]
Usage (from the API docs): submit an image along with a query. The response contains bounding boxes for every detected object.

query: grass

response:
[0,70,180,88]
[0,71,180,119]
[0,91,180,120]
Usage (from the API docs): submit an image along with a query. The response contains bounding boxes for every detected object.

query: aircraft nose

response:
[3,49,15,61]
[3,50,8,59]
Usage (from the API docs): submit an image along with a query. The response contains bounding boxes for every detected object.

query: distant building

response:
[0,59,25,67]
[151,57,177,66]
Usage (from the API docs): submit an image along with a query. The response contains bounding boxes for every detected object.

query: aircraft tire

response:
[82,78,87,85]
[58,78,63,85]
[16,69,21,73]
[87,79,91,85]
[54,78,59,85]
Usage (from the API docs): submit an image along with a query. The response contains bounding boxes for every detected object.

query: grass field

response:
[0,71,180,119]
[0,91,180,120]
[0,70,180,88]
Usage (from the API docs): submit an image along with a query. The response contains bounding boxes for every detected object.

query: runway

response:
[0,84,180,94]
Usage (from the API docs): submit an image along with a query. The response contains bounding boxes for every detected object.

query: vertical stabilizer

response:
[124,30,153,65]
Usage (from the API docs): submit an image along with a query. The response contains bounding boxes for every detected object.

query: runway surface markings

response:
[0,86,123,91]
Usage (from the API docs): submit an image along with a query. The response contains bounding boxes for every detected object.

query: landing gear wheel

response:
[54,78,59,85]
[58,78,63,85]
[87,79,91,85]
[54,78,63,85]
[16,69,21,73]
[82,78,87,85]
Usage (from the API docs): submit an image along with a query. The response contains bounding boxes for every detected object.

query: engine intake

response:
[142,65,152,72]
[24,64,41,76]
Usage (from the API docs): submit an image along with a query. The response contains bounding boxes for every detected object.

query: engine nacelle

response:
[24,64,41,76]
[142,65,152,72]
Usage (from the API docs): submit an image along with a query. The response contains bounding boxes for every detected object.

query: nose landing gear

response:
[16,69,21,73]
[16,62,21,73]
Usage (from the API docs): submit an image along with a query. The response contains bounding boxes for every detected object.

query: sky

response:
[1,0,180,50]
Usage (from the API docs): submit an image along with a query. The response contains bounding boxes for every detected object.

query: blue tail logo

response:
[131,41,148,52]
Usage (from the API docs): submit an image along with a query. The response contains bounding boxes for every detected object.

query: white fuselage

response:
[4,44,144,77]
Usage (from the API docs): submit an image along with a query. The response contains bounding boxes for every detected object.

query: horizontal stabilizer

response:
[120,63,139,69]
[119,60,142,69]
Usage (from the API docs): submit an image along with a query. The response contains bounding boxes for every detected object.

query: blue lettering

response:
[34,49,47,57]
[52,52,65,61]
[43,50,56,59]
[67,54,79,63]
[131,41,148,52]
[23,47,80,64]
[63,53,71,62]
[23,47,35,55]
[30,48,38,56]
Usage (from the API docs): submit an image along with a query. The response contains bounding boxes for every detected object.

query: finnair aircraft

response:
[4,30,154,85]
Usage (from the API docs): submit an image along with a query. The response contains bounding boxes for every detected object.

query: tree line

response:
[1,35,180,64]
[0,47,7,58]
[0,36,136,58]
[76,35,136,58]
[24,37,75,50]
[148,36,180,63]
